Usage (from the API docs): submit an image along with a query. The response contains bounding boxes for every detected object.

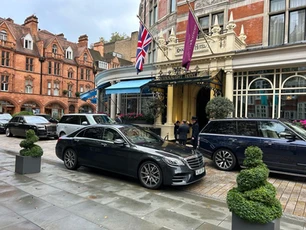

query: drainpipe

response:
[39,56,45,95]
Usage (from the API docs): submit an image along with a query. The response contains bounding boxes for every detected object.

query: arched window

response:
[0,30,7,41]
[52,44,57,54]
[83,53,87,61]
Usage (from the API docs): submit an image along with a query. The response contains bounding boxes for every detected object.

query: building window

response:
[149,0,158,26]
[1,51,10,66]
[0,30,7,41]
[269,0,306,45]
[54,81,60,96]
[25,78,33,94]
[66,46,73,59]
[170,0,176,13]
[80,68,84,80]
[148,41,157,63]
[47,82,51,95]
[68,84,73,97]
[54,62,60,75]
[199,12,224,36]
[98,61,108,69]
[1,75,9,91]
[86,69,90,80]
[85,85,90,92]
[48,61,52,74]
[24,34,33,50]
[26,57,33,71]
[83,53,88,61]
[80,85,84,93]
[68,70,73,79]
[52,44,57,54]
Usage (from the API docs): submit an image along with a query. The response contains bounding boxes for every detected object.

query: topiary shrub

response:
[227,146,282,224]
[19,130,43,157]
[13,111,33,117]
[205,96,234,119]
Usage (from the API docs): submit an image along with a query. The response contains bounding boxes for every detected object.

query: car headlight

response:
[0,123,3,127]
[163,157,185,166]
[37,125,46,130]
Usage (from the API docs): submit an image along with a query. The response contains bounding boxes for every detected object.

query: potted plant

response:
[205,96,234,119]
[227,146,282,230]
[62,89,68,96]
[15,129,43,174]
[75,91,80,97]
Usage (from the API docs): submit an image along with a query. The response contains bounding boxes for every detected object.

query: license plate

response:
[195,167,205,175]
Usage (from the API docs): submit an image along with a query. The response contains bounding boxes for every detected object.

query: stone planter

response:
[232,213,280,230]
[15,155,41,174]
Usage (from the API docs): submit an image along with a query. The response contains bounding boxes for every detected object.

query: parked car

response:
[36,114,58,123]
[0,113,12,133]
[56,113,115,137]
[197,118,306,175]
[5,115,57,138]
[55,124,206,189]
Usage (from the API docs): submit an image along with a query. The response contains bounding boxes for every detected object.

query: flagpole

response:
[186,0,214,54]
[137,15,171,61]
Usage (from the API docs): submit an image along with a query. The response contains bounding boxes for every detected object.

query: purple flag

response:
[182,11,199,70]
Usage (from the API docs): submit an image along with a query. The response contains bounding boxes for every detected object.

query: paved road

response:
[0,135,306,226]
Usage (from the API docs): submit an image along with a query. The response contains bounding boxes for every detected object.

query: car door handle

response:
[74,139,80,142]
[100,143,107,147]
[228,138,237,142]
[263,141,272,146]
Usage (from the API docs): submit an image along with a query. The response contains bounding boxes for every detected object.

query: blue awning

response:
[105,79,152,95]
[80,89,97,101]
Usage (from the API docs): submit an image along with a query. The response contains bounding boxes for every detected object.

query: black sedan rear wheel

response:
[213,148,236,171]
[5,128,12,137]
[138,161,162,189]
[63,148,79,170]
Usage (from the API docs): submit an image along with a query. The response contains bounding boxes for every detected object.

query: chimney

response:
[93,41,104,57]
[6,18,14,23]
[23,15,38,38]
[78,34,88,47]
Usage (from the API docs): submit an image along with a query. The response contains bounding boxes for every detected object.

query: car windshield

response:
[119,126,162,144]
[93,115,115,124]
[24,116,49,123]
[283,121,306,140]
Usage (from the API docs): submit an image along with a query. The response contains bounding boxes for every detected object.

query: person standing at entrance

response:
[178,120,189,146]
[115,113,122,123]
[174,120,180,143]
[191,116,199,149]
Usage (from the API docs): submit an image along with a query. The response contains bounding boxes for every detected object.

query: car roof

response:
[209,118,282,121]
[62,113,108,116]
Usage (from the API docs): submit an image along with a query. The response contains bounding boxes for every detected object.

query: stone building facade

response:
[0,15,98,117]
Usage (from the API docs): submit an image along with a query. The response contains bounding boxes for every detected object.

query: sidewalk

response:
[0,147,305,229]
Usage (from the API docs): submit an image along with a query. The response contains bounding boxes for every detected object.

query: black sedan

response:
[55,124,206,189]
[6,115,57,138]
[0,113,12,133]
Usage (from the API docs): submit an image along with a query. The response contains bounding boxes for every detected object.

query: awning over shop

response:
[105,79,152,95]
[80,89,97,101]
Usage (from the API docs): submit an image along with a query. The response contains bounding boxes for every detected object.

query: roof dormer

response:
[66,46,73,60]
[0,30,7,41]
[23,33,33,50]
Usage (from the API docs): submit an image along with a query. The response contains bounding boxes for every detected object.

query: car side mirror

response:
[114,139,125,146]
[280,132,296,141]
[81,121,89,125]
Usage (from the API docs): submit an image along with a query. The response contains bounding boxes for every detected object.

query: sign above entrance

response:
[175,41,210,56]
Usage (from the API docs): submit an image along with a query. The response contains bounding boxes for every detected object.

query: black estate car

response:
[55,124,206,189]
[6,115,57,138]
[198,118,306,175]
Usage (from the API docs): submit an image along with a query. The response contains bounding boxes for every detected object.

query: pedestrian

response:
[174,120,180,142]
[177,120,189,146]
[115,113,122,123]
[191,116,199,149]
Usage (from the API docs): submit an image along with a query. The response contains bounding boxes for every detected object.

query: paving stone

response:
[49,180,91,194]
[78,189,121,204]
[0,220,42,230]
[17,181,62,197]
[0,212,26,229]
[143,208,203,230]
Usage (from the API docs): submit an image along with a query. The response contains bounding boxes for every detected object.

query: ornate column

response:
[110,81,116,119]
[116,94,121,114]
[166,85,174,125]
[182,85,188,120]
[225,70,234,102]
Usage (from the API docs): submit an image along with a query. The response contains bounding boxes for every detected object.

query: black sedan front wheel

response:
[5,128,12,137]
[138,161,162,189]
[63,148,79,170]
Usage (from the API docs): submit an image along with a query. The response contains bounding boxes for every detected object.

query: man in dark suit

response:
[191,116,199,149]
[115,113,122,123]
[178,120,189,146]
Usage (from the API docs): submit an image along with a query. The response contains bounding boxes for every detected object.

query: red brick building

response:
[0,15,100,118]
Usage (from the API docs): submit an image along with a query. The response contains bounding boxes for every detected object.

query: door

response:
[258,120,296,171]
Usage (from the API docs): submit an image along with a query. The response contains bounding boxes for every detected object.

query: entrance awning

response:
[80,89,97,101]
[105,79,152,95]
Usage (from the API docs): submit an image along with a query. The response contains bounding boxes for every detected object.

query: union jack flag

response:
[135,23,152,74]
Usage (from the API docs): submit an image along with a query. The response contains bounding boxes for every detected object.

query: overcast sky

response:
[1,0,140,45]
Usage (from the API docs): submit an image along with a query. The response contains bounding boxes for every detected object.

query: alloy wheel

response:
[139,162,162,189]
[214,149,236,171]
[5,128,12,137]
[64,149,78,170]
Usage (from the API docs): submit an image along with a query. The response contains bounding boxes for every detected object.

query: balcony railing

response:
[0,40,15,49]
[45,52,63,60]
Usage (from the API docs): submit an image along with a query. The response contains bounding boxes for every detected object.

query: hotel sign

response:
[175,42,209,56]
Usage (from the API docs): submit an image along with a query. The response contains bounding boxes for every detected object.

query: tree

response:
[100,32,130,43]
[205,96,234,119]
